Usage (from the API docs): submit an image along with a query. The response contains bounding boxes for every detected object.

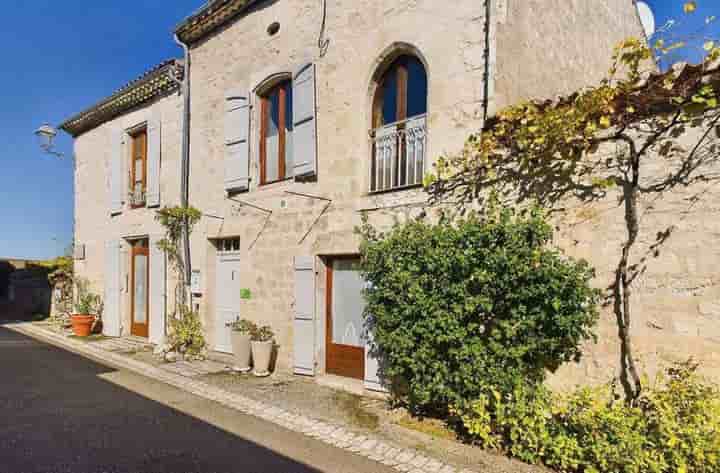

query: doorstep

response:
[316,374,388,400]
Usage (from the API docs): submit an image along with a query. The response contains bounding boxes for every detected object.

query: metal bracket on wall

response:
[227,197,273,250]
[284,191,333,244]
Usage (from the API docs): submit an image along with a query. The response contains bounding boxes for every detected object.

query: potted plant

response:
[251,325,274,377]
[227,318,256,373]
[71,280,101,337]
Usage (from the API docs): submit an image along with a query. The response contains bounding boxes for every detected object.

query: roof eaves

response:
[59,59,183,137]
[174,0,255,44]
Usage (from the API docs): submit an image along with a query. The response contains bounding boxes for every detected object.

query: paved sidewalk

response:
[7,322,478,473]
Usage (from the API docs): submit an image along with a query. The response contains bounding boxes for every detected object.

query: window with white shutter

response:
[292,63,318,179]
[224,90,250,193]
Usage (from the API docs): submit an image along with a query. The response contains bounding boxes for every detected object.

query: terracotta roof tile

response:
[59,59,183,137]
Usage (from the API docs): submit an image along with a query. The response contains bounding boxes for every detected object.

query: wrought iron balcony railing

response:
[370,115,427,193]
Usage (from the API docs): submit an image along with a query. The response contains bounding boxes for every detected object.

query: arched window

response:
[371,55,428,192]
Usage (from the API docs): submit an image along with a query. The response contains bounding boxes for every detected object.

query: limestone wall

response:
[73,92,183,335]
[492,0,644,111]
[71,0,668,382]
[185,0,488,370]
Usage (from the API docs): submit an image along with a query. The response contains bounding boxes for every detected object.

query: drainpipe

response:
[482,0,493,122]
[174,33,193,302]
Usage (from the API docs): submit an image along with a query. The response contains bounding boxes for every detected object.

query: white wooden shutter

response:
[292,63,318,179]
[103,240,122,337]
[293,256,316,376]
[110,129,126,215]
[224,90,250,192]
[146,114,162,208]
[364,325,387,392]
[149,235,167,344]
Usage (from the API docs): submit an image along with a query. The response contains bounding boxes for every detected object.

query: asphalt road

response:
[0,326,393,473]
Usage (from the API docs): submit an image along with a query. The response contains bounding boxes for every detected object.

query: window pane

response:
[331,259,365,348]
[381,70,398,125]
[232,238,240,251]
[133,254,147,324]
[134,159,143,181]
[406,56,428,119]
[265,90,280,182]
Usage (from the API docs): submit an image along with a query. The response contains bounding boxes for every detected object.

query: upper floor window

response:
[371,54,428,193]
[129,127,147,207]
[260,80,293,185]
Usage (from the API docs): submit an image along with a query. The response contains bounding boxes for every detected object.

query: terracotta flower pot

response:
[230,332,252,373]
[71,314,95,337]
[251,340,273,377]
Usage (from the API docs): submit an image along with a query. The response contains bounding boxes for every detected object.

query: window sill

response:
[367,183,424,196]
[260,177,293,187]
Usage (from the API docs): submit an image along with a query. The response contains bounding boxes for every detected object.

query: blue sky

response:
[0,1,198,260]
[0,1,717,261]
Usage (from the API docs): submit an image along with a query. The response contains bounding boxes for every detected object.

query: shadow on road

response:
[0,326,321,473]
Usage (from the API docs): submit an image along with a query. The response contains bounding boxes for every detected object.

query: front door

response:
[130,239,149,338]
[215,238,241,353]
[326,257,366,380]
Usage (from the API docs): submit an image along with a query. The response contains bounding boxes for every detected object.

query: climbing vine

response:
[427,4,720,402]
[155,205,202,311]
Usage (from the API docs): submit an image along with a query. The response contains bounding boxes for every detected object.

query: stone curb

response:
[8,323,477,473]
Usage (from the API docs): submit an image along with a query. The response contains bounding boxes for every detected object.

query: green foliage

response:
[229,318,257,335]
[155,206,202,271]
[38,256,73,284]
[73,278,102,316]
[358,207,600,413]
[168,306,206,359]
[457,361,720,473]
[252,325,274,343]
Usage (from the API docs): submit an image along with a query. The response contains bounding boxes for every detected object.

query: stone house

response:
[0,259,52,320]
[60,0,649,391]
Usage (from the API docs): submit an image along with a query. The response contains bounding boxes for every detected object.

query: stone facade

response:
[66,0,696,390]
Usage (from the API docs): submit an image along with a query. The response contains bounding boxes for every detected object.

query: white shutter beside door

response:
[292,63,318,179]
[293,256,316,376]
[224,90,250,192]
[103,240,123,337]
[146,115,162,208]
[364,326,387,392]
[110,129,126,215]
[149,235,167,344]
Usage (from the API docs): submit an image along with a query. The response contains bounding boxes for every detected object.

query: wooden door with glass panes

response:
[326,257,366,380]
[130,239,150,338]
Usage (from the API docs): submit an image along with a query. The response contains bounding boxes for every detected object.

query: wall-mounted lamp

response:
[34,123,65,158]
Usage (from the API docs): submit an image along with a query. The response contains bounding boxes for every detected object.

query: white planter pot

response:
[251,340,273,377]
[230,332,252,373]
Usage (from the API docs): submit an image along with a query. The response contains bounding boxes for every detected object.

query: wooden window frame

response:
[259,81,290,186]
[370,57,418,193]
[129,127,148,209]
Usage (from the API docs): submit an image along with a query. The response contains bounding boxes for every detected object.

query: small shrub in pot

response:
[251,325,274,377]
[71,279,102,337]
[228,318,257,373]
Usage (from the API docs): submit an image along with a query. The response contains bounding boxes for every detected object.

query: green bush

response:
[457,361,720,473]
[359,207,600,413]
[168,307,207,359]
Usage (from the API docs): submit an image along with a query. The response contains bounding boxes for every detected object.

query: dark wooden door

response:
[326,257,365,380]
[130,241,149,338]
